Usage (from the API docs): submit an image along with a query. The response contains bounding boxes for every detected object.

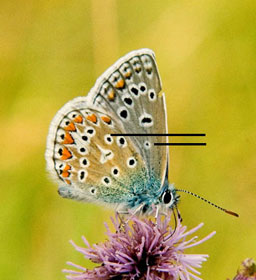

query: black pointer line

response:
[110,133,206,137]
[110,134,207,146]
[154,143,207,146]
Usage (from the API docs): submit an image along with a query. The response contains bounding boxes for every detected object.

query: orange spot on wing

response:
[74,115,83,123]
[115,79,125,89]
[101,116,111,124]
[124,72,131,78]
[65,122,76,131]
[63,133,74,144]
[62,171,70,178]
[108,90,115,101]
[61,147,72,160]
[65,179,71,185]
[86,114,97,123]
[63,165,71,171]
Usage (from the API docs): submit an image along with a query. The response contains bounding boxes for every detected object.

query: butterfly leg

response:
[116,210,130,230]
[115,204,131,229]
[158,207,168,218]
[154,205,161,226]
[116,209,129,215]
[131,203,145,216]
[118,204,145,227]
[116,206,129,216]
[154,205,160,219]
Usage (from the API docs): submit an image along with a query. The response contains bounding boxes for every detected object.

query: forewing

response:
[87,49,168,184]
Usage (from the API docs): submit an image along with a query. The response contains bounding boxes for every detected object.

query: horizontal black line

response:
[110,133,206,137]
[154,143,207,146]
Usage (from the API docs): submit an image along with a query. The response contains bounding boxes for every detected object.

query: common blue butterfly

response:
[45,49,238,217]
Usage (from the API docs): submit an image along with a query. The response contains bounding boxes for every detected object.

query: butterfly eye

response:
[161,190,173,205]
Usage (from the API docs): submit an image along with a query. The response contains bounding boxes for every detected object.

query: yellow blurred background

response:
[1,0,256,279]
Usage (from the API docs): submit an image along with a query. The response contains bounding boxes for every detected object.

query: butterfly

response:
[45,48,238,217]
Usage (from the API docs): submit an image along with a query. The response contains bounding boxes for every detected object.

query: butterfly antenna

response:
[176,189,239,217]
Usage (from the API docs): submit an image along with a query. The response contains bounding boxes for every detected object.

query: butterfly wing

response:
[45,49,168,209]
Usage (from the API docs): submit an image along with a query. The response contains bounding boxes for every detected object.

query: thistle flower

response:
[230,258,256,280]
[63,214,215,280]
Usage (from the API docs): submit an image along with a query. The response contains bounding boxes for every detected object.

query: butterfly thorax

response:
[117,172,179,214]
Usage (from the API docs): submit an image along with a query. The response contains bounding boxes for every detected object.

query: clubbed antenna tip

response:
[176,189,239,218]
[225,209,239,217]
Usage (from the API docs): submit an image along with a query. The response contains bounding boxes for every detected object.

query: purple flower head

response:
[231,258,256,280]
[63,214,215,280]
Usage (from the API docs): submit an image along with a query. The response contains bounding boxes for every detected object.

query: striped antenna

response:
[176,189,239,217]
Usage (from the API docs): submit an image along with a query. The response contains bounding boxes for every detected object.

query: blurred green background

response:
[1,0,256,279]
